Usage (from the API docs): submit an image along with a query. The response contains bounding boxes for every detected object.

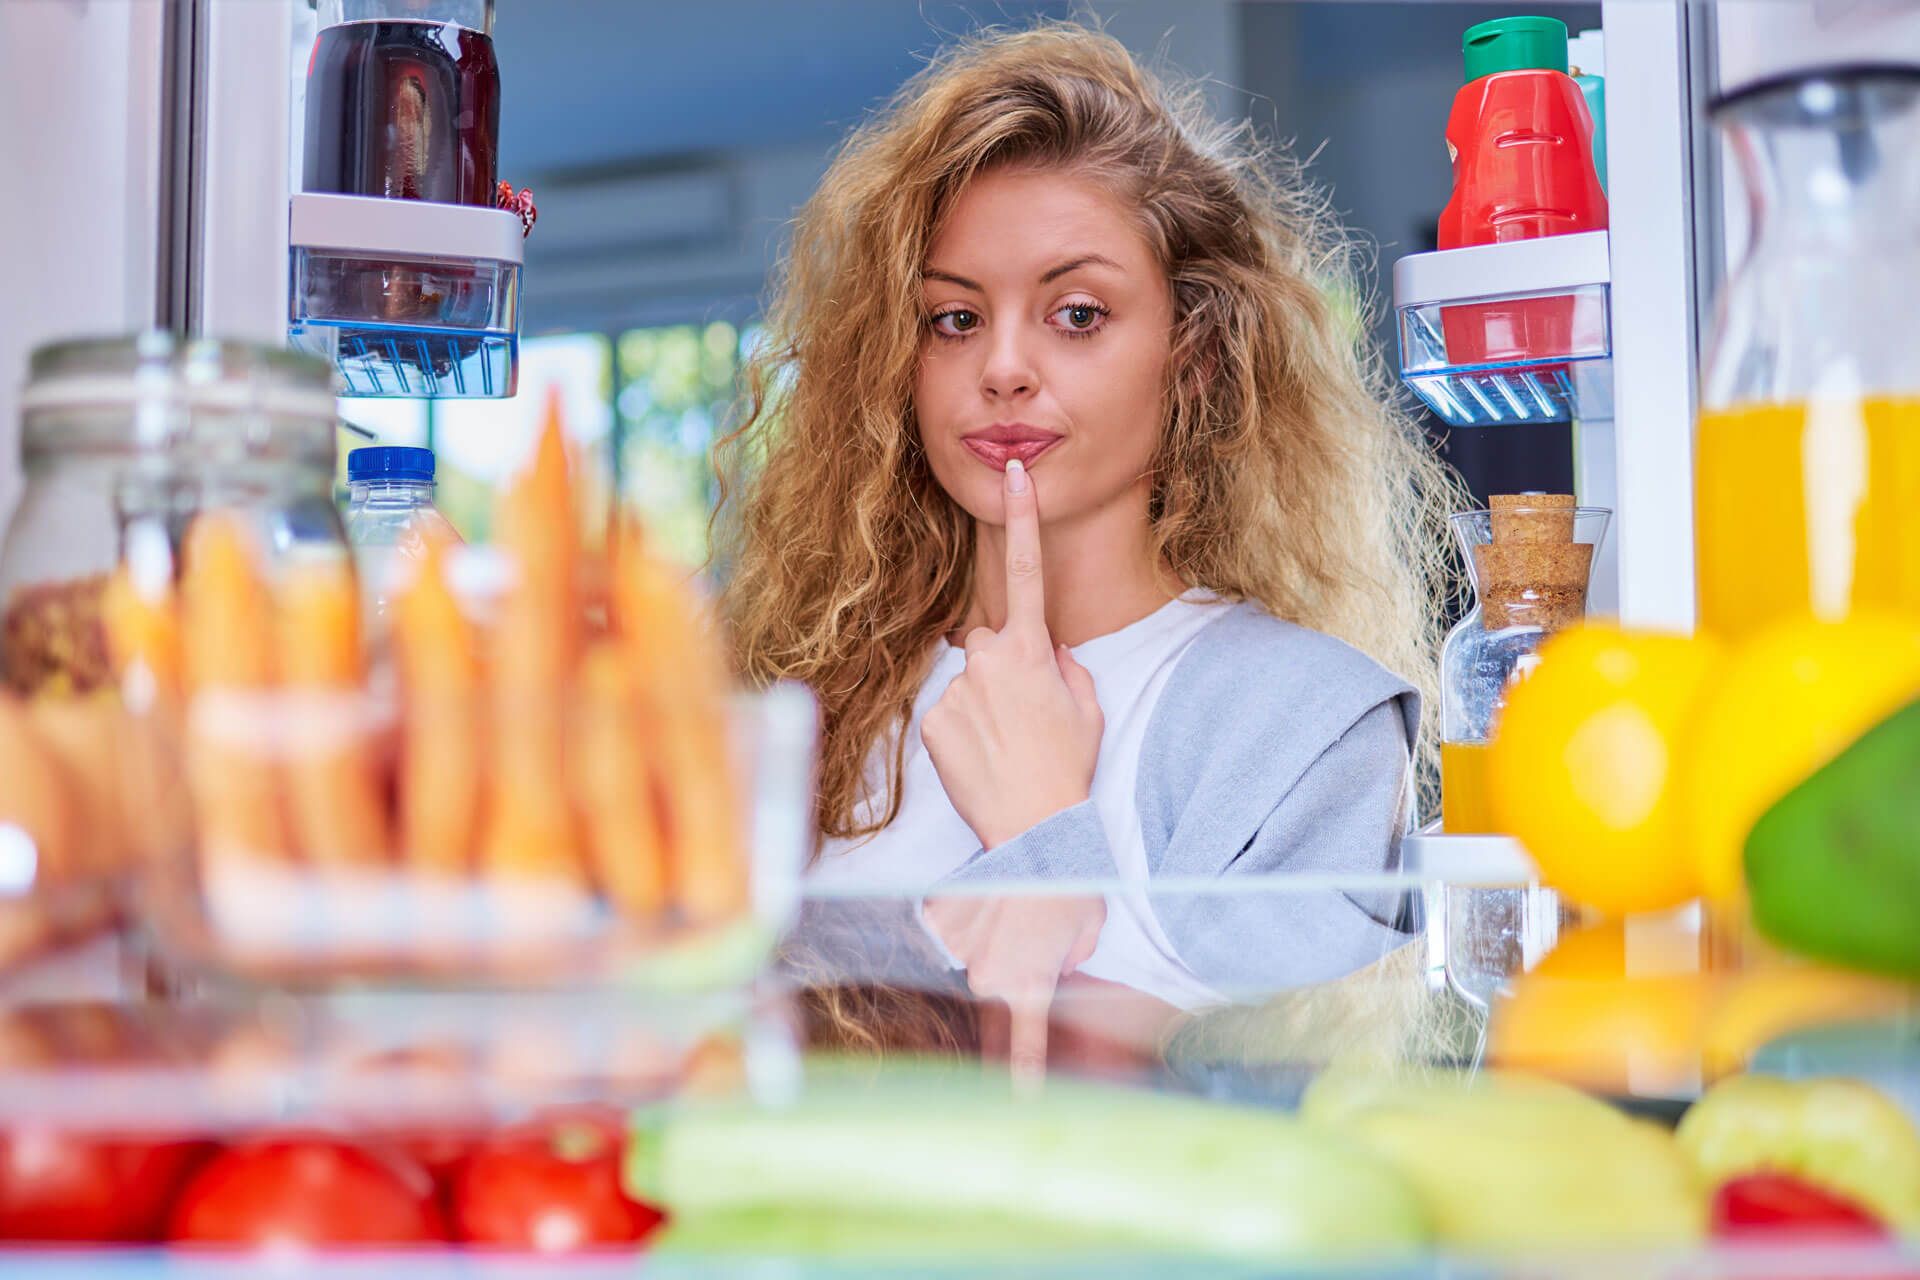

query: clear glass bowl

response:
[120,521,814,990]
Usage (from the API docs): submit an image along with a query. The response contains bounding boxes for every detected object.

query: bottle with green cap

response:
[1435,14,1609,363]
[1462,14,1569,81]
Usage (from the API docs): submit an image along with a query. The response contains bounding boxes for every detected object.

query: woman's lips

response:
[961,436,1063,468]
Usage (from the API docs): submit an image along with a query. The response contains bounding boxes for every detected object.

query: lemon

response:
[1490,918,1709,1097]
[1488,624,1721,916]
[1682,615,1920,904]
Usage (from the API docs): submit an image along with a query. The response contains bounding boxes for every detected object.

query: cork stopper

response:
[1474,492,1592,631]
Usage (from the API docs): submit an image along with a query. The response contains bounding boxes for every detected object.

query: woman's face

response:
[914,167,1174,529]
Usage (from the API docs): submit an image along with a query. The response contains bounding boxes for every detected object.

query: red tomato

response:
[392,1129,481,1184]
[168,1138,444,1248]
[453,1114,664,1252]
[1711,1172,1887,1238]
[0,1130,208,1242]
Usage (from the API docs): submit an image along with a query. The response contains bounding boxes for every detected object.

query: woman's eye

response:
[930,309,980,338]
[1051,302,1109,334]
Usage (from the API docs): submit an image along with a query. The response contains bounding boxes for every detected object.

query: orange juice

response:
[1696,398,1920,641]
[1441,739,1499,833]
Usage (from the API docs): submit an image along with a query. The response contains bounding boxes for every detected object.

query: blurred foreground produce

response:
[1491,917,1918,1091]
[0,692,131,967]
[1746,698,1920,979]
[1489,917,1707,1096]
[106,388,751,979]
[1709,1171,1888,1240]
[1683,618,1920,905]
[453,1109,667,1251]
[1300,1068,1704,1249]
[0,1131,208,1242]
[1485,616,1920,983]
[633,1064,1429,1260]
[1487,624,1719,916]
[166,1139,446,1247]
[1678,1073,1920,1233]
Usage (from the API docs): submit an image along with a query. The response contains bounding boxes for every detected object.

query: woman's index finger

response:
[1001,459,1046,637]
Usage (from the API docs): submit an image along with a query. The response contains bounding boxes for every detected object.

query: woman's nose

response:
[979,325,1038,400]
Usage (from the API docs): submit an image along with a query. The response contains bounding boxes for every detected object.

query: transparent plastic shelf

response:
[287,194,524,400]
[288,319,516,398]
[1393,232,1613,427]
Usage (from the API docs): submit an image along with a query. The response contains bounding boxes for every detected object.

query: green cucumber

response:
[629,1061,1427,1260]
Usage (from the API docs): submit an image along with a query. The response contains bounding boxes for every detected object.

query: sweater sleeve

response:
[912,802,1115,970]
[1149,697,1415,992]
[936,800,1115,885]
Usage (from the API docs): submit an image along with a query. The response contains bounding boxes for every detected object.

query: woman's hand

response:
[921,457,1108,1086]
[923,892,1107,1085]
[920,458,1103,850]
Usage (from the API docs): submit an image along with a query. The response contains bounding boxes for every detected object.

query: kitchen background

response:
[7,0,1911,591]
[371,0,1600,560]
[1,0,1614,569]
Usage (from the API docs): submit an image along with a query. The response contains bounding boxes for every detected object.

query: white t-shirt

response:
[808,590,1237,1009]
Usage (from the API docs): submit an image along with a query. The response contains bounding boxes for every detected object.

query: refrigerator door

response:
[0,3,169,546]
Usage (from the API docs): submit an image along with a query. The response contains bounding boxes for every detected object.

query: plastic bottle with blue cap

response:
[344,445,462,629]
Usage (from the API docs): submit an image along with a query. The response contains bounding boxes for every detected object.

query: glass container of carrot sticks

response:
[114,388,818,987]
[0,334,345,973]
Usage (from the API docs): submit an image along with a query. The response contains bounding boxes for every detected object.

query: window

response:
[333,323,756,566]
[427,333,615,548]
[615,321,752,568]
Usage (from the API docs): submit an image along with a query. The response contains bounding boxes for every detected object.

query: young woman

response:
[716,23,1457,1067]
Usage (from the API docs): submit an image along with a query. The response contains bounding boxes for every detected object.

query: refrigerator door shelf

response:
[1393,231,1613,427]
[287,193,524,399]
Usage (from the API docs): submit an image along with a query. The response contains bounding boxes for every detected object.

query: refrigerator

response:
[0,1,1917,1272]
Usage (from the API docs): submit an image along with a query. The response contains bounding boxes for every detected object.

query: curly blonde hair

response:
[716,21,1461,844]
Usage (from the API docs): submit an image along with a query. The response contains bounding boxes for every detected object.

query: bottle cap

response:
[348,445,435,485]
[1463,16,1569,83]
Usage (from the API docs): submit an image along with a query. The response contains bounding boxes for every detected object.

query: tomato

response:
[0,1130,208,1242]
[453,1113,664,1252]
[1711,1172,1887,1238]
[392,1129,481,1184]
[168,1138,444,1248]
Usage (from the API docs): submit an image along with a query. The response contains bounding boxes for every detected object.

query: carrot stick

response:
[276,553,390,869]
[180,514,292,867]
[573,640,669,920]
[99,566,192,868]
[100,566,181,703]
[612,521,747,925]
[393,536,484,879]
[479,388,590,926]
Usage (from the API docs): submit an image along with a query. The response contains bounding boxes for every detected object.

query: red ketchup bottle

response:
[1438,16,1608,368]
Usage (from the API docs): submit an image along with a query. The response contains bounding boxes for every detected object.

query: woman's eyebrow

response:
[922,267,982,291]
[1039,253,1121,283]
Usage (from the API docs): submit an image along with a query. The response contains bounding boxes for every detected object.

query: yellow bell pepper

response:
[1677,1073,1920,1232]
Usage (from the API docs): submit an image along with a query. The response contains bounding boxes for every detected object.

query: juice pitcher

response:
[1697,67,1920,640]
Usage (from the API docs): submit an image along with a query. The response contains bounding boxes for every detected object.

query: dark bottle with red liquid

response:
[303,5,499,207]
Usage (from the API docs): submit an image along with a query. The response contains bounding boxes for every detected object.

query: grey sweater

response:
[792,601,1421,996]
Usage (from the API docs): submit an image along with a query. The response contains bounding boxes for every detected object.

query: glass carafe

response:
[1440,497,1610,833]
[1697,67,1920,640]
